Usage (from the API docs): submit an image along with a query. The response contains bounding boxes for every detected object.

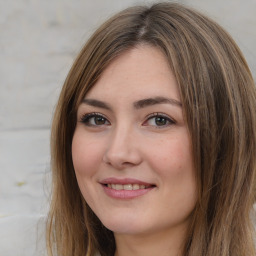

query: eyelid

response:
[79,112,110,125]
[143,112,176,127]
[145,112,173,119]
[79,112,104,120]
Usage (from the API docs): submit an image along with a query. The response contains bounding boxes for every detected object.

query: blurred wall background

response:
[0,0,255,255]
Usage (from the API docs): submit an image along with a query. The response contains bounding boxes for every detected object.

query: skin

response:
[72,45,197,256]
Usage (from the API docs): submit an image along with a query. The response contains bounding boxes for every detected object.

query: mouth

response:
[104,183,154,190]
[100,178,156,199]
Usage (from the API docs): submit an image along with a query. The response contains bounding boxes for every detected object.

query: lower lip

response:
[102,185,154,199]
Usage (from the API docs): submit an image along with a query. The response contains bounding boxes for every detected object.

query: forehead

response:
[85,45,180,102]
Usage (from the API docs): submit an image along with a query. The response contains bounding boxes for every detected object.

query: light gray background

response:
[0,0,255,255]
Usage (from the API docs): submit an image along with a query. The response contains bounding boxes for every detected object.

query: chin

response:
[99,214,147,235]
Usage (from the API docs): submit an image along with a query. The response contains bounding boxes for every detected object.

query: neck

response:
[114,224,188,256]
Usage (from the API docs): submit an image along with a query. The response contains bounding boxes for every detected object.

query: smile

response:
[100,178,156,199]
[106,184,151,190]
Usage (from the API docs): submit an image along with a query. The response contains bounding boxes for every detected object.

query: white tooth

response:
[140,185,146,189]
[111,184,116,189]
[124,184,133,190]
[115,184,123,190]
[107,184,111,188]
[133,184,140,190]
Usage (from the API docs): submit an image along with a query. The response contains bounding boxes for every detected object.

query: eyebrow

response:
[82,99,112,110]
[82,96,182,110]
[133,96,182,109]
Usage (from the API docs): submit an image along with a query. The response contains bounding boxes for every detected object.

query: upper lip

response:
[100,177,155,186]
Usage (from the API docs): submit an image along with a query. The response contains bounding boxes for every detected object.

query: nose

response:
[103,125,142,170]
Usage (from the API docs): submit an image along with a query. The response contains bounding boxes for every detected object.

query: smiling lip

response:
[100,178,156,199]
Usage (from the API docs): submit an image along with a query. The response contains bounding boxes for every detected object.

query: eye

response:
[143,113,175,128]
[80,113,110,127]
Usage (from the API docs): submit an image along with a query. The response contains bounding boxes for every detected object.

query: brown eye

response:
[143,113,175,128]
[80,113,110,126]
[94,116,107,125]
[155,116,168,126]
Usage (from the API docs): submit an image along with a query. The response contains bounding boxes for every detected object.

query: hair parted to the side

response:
[46,2,256,256]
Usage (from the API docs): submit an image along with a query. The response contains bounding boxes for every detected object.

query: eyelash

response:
[79,112,176,128]
[80,112,110,127]
[143,112,176,128]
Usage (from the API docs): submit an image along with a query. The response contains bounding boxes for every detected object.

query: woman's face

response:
[72,45,197,237]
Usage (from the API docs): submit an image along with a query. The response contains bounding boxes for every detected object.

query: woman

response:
[46,2,256,256]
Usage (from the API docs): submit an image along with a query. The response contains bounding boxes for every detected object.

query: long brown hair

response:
[47,2,256,256]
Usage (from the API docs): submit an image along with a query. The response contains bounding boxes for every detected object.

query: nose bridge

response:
[103,121,141,168]
[112,123,130,147]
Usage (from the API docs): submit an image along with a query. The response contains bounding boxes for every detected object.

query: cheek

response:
[158,137,197,212]
[71,130,103,177]
[145,131,197,204]
[71,130,105,207]
[146,135,194,176]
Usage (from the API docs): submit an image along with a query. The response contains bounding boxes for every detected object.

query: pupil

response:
[95,116,105,125]
[155,117,166,126]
